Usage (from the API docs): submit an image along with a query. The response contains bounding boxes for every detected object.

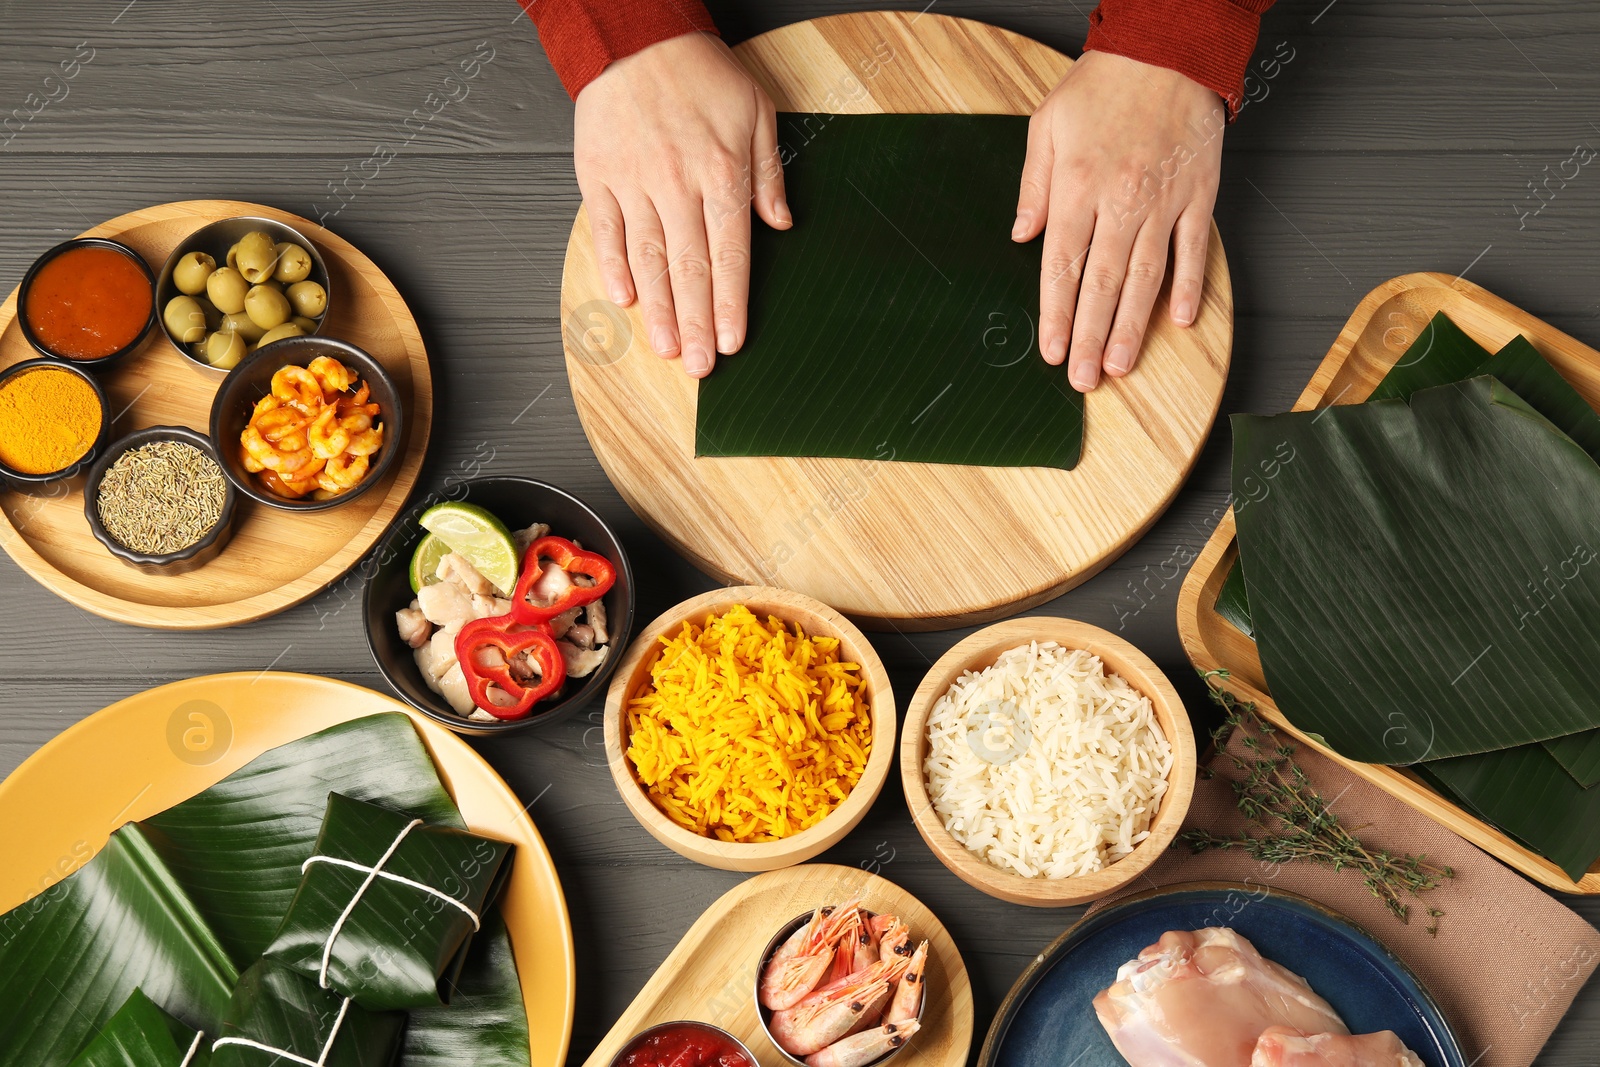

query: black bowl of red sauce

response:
[610,1022,756,1067]
[18,237,157,368]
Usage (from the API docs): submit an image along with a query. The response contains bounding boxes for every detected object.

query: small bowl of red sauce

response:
[18,238,157,368]
[610,1022,757,1067]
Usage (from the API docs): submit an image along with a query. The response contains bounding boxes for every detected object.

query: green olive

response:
[172,251,216,295]
[244,284,292,329]
[272,242,313,283]
[221,311,266,343]
[206,267,249,315]
[291,316,318,333]
[163,295,207,343]
[286,280,327,318]
[225,242,240,271]
[235,230,279,284]
[199,296,223,332]
[203,328,247,370]
[256,322,306,348]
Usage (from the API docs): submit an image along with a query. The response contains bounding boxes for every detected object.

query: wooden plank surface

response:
[0,1,1597,1065]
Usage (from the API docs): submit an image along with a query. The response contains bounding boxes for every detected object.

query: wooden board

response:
[0,672,574,1067]
[580,863,973,1067]
[1176,271,1600,894]
[561,12,1232,630]
[0,199,431,630]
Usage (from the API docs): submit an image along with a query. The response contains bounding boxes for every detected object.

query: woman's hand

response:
[574,33,789,378]
[1014,51,1225,392]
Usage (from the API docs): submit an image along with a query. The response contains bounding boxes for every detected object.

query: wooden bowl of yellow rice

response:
[602,585,895,871]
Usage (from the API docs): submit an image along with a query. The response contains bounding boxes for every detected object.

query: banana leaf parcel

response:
[264,793,513,1011]
[695,113,1084,469]
[0,714,530,1067]
[67,990,211,1067]
[210,961,404,1067]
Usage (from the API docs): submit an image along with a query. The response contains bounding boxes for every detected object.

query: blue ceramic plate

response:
[978,882,1465,1067]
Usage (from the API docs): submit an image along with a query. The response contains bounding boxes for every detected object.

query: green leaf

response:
[696,113,1083,469]
[212,961,404,1067]
[0,714,532,1067]
[1233,375,1600,764]
[68,989,211,1067]
[1420,744,1600,881]
[0,825,236,1065]
[263,793,513,1011]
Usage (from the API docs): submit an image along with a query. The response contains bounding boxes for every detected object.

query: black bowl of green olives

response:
[157,216,332,375]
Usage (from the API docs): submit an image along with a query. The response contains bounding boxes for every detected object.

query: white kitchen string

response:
[301,855,480,929]
[212,996,352,1067]
[315,818,422,988]
[177,1030,203,1067]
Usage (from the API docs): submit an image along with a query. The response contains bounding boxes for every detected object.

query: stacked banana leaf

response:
[1221,313,1600,881]
[0,714,530,1067]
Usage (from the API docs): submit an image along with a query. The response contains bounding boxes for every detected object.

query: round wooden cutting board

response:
[562,12,1232,629]
[0,200,431,630]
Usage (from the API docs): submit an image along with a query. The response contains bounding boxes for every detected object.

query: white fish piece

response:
[470,594,512,619]
[567,623,596,650]
[395,601,432,648]
[511,523,550,558]
[414,627,460,684]
[417,580,476,629]
[1251,1028,1424,1067]
[558,640,608,678]
[587,599,609,645]
[436,552,497,596]
[1094,928,1348,1067]
[436,662,476,715]
[548,605,582,639]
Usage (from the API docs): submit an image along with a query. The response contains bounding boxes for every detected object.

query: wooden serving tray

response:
[1177,271,1600,893]
[0,200,431,630]
[562,11,1232,630]
[581,864,974,1067]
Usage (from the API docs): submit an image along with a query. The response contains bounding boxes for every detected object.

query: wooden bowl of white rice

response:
[900,617,1195,906]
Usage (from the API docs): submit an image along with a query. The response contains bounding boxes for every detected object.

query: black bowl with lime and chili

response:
[362,476,636,737]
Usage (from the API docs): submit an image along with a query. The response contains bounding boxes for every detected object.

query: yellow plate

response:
[0,671,575,1067]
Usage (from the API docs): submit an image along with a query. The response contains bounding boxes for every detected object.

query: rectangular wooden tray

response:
[1177,271,1600,894]
[581,864,973,1067]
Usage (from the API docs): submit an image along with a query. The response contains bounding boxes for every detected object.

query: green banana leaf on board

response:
[68,989,211,1067]
[696,113,1084,470]
[1220,318,1600,787]
[0,714,531,1067]
[1232,375,1600,765]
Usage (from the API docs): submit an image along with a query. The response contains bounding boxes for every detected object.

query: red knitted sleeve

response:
[520,0,720,99]
[1083,0,1277,119]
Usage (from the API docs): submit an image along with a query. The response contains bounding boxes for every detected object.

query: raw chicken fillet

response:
[1093,928,1348,1067]
[1251,1027,1425,1067]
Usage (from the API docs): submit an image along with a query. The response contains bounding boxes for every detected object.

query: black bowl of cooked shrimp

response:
[209,335,403,511]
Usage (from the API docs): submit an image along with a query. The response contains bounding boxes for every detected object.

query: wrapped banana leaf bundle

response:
[68,989,210,1067]
[263,793,513,1010]
[1222,312,1600,879]
[0,714,531,1067]
[211,961,404,1067]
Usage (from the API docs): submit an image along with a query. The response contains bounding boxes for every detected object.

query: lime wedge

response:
[417,502,519,596]
[408,532,452,593]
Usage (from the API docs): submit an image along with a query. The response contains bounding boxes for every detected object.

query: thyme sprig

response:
[1183,671,1454,933]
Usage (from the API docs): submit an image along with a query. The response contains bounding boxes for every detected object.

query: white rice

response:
[923,641,1173,879]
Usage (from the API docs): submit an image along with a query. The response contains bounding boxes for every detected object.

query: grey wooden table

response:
[2,0,1597,1063]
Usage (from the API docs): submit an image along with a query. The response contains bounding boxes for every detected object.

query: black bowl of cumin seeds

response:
[84,425,238,574]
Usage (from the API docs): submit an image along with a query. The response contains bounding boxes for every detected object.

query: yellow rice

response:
[625,605,872,842]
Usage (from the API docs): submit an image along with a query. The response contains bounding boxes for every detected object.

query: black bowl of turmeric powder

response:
[0,358,110,493]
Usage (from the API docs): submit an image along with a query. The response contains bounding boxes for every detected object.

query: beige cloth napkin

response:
[1090,730,1600,1067]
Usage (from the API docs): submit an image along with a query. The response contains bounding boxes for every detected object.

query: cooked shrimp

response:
[885,941,926,1024]
[344,426,383,457]
[805,1021,920,1067]
[760,898,863,1011]
[769,966,895,1056]
[317,452,368,492]
[309,405,352,460]
[308,355,355,394]
[271,365,323,413]
[242,426,315,473]
[876,917,911,963]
